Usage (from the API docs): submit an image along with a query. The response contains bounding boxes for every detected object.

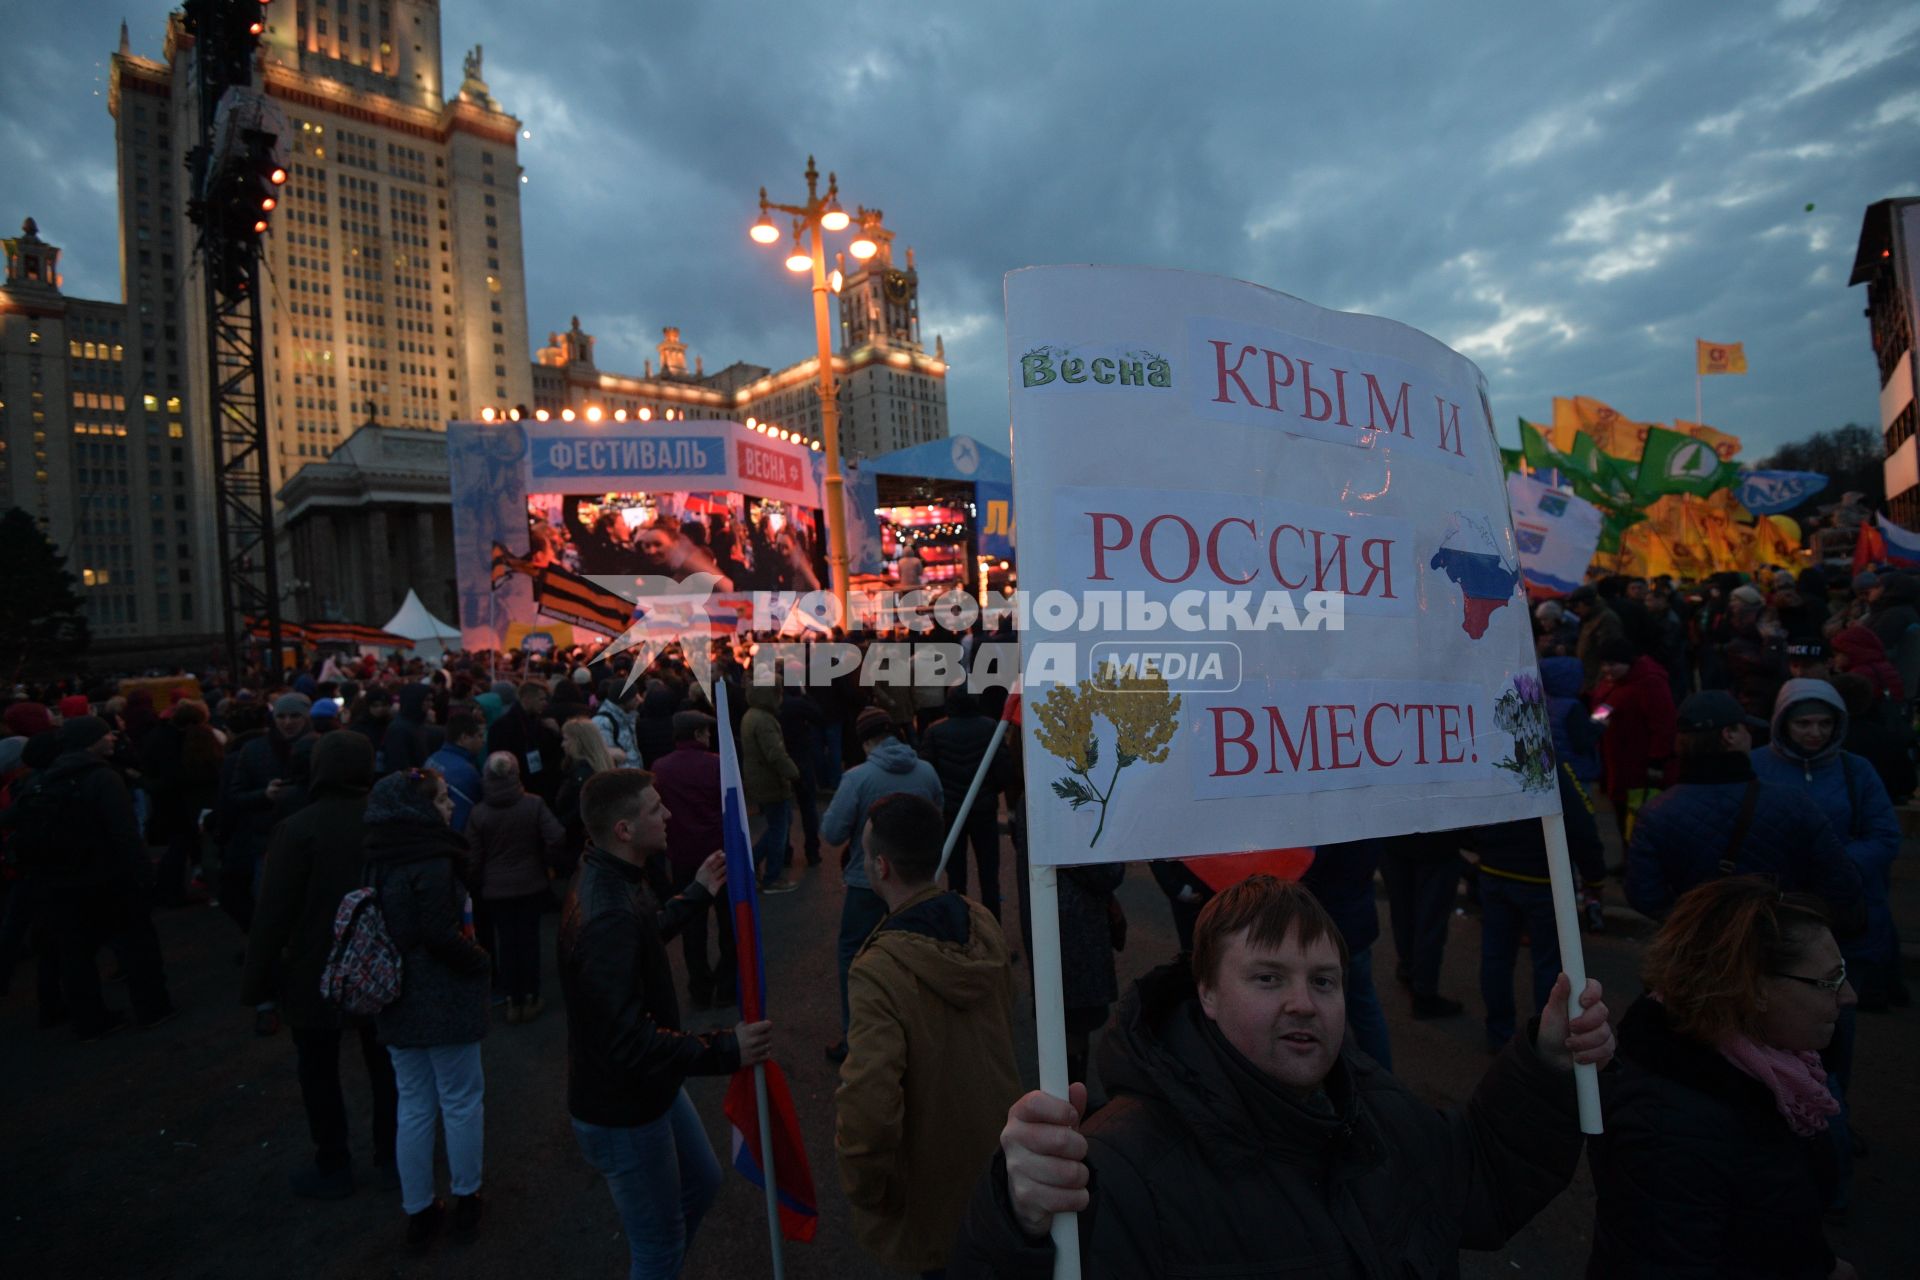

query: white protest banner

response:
[1505,472,1603,599]
[1007,266,1560,864]
[1006,274,1598,1272]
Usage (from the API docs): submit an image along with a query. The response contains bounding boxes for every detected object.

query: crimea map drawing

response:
[1427,511,1521,640]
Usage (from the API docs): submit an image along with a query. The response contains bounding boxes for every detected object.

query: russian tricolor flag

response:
[714,682,819,1243]
[1874,514,1920,571]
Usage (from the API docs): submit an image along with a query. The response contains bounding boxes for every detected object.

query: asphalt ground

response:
[3,809,1914,1278]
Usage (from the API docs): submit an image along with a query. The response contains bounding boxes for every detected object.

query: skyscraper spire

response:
[119,19,130,55]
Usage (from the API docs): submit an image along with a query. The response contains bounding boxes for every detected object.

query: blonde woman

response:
[555,720,616,872]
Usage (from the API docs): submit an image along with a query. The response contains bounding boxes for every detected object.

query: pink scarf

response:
[1717,1033,1841,1136]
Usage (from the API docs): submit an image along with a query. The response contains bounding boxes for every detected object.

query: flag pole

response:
[1541,810,1603,1134]
[754,1062,786,1280]
[1028,861,1085,1280]
[936,717,1013,882]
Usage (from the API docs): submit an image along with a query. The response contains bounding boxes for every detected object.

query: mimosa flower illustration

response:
[1033,663,1181,846]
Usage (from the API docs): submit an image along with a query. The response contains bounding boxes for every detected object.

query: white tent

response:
[381,589,462,661]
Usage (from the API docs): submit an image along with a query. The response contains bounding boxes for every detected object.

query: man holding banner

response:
[985,266,1617,1278]
[558,770,773,1279]
[953,877,1615,1277]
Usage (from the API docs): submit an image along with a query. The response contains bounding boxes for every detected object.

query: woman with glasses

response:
[1588,876,1856,1279]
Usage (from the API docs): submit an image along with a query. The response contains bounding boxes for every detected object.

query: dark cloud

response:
[7,1,1915,460]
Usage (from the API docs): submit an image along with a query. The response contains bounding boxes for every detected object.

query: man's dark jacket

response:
[379,684,440,775]
[217,727,315,868]
[951,965,1585,1279]
[241,733,375,1029]
[559,845,739,1127]
[918,694,1013,812]
[1624,751,1862,928]
[486,700,560,800]
[1586,996,1837,1278]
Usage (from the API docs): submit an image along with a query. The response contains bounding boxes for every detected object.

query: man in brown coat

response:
[835,792,1021,1276]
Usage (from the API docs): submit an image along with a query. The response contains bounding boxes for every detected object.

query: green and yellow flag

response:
[1635,426,1739,501]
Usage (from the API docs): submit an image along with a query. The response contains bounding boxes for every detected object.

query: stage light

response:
[638,407,652,421]
[480,406,496,422]
[270,168,287,186]
[745,416,757,428]
[535,409,550,422]
[612,408,627,422]
[561,408,576,422]
[586,405,603,422]
[507,406,522,421]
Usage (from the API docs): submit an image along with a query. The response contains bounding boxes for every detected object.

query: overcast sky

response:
[6,1,1916,461]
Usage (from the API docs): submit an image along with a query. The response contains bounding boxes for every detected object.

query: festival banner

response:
[1505,473,1602,597]
[1007,267,1558,865]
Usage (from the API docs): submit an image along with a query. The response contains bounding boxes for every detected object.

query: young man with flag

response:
[836,792,1022,1278]
[558,768,773,1279]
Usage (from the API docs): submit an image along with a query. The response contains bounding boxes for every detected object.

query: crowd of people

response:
[0,562,1909,1277]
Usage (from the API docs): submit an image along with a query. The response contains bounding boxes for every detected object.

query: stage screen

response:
[528,489,828,592]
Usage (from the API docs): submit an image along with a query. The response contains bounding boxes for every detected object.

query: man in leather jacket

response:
[558,769,774,1278]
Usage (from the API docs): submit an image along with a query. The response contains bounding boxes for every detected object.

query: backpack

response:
[318,886,403,1016]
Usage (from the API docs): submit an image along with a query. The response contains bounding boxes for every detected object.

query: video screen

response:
[527,490,828,592]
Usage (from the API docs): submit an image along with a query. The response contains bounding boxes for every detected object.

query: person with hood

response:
[1587,878,1857,1279]
[650,710,734,1010]
[821,708,946,1064]
[1750,678,1900,1009]
[426,711,487,834]
[467,751,565,1025]
[836,793,1021,1277]
[740,684,801,893]
[560,769,773,1280]
[950,876,1615,1278]
[215,693,317,937]
[380,684,440,777]
[1591,638,1677,835]
[242,732,398,1199]
[918,688,1015,921]
[6,716,175,1040]
[1627,691,1862,924]
[364,767,491,1250]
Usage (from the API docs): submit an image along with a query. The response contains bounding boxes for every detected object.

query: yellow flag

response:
[1676,419,1742,463]
[1552,396,1654,460]
[1696,340,1748,375]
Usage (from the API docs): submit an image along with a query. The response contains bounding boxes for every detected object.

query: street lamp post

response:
[751,156,876,622]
